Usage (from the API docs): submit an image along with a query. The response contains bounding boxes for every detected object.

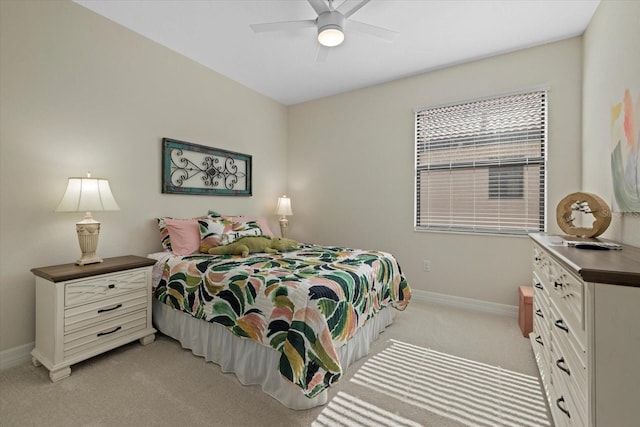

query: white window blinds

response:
[415,89,548,235]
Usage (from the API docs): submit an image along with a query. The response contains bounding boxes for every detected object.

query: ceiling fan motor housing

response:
[317,11,345,46]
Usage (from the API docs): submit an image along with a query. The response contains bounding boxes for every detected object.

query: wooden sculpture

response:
[556,192,611,237]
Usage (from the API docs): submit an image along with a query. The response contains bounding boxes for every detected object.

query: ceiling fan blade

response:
[336,0,370,18]
[347,19,398,42]
[250,19,316,33]
[315,44,330,63]
[307,0,331,15]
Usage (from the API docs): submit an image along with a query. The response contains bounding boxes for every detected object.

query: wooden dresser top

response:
[31,255,157,283]
[530,234,640,287]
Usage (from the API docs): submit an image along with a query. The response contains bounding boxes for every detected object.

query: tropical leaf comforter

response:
[154,244,411,398]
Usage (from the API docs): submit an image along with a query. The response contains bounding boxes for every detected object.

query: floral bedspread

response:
[153,245,411,398]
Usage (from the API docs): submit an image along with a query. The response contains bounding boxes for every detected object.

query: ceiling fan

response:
[250,0,398,61]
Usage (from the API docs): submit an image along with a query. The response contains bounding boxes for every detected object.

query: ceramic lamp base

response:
[75,217,103,265]
[279,217,289,238]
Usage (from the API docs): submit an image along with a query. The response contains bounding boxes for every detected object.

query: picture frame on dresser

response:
[30,255,157,382]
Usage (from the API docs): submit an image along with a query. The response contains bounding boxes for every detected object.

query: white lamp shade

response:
[56,177,120,212]
[275,195,293,216]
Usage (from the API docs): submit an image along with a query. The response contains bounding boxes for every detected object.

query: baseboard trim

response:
[0,342,34,371]
[411,289,518,318]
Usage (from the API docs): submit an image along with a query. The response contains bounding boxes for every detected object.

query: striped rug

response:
[314,339,550,427]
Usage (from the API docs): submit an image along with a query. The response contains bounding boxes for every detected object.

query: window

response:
[488,165,524,199]
[415,89,547,235]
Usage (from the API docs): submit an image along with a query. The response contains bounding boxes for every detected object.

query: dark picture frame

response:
[162,138,252,196]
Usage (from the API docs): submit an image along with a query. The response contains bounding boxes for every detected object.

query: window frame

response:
[414,88,548,236]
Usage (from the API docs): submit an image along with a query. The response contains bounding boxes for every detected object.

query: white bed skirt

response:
[152,299,394,410]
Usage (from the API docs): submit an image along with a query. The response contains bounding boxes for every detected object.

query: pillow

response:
[198,217,268,253]
[198,217,230,252]
[220,219,264,245]
[163,218,201,255]
[207,210,273,237]
[223,216,275,237]
[157,215,208,252]
[156,217,173,252]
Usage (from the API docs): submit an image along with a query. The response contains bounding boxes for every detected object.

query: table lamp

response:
[55,173,120,265]
[275,195,293,238]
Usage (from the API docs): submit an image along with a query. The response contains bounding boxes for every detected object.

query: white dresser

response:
[31,256,157,381]
[529,234,640,427]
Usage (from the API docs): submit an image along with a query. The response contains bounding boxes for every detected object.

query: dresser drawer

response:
[551,302,587,389]
[65,269,148,307]
[531,312,551,372]
[551,358,587,427]
[64,289,148,332]
[63,310,147,359]
[533,274,551,311]
[549,298,586,365]
[533,246,554,284]
[549,265,585,337]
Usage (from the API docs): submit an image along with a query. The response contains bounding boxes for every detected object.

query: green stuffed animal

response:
[208,235,300,257]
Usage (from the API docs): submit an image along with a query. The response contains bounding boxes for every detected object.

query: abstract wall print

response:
[611,88,640,212]
[162,138,252,196]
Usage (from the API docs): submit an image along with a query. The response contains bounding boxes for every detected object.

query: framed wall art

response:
[610,88,640,212]
[162,138,252,196]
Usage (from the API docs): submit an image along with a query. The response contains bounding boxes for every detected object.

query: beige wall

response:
[582,0,640,246]
[287,38,583,306]
[0,1,288,352]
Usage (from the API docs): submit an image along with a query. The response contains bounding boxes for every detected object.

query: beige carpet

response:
[0,300,546,426]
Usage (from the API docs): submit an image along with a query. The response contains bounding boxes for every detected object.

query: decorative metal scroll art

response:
[556,192,611,237]
[162,138,252,196]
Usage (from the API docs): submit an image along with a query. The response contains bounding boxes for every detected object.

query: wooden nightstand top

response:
[31,255,157,282]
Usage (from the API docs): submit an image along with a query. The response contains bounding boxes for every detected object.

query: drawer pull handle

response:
[556,357,571,376]
[554,319,569,333]
[534,282,543,290]
[535,309,544,318]
[97,326,122,337]
[535,336,544,346]
[97,304,122,314]
[108,284,116,289]
[556,396,571,419]
[554,281,563,289]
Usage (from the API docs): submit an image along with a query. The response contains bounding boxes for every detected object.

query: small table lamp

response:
[55,173,120,265]
[275,195,293,238]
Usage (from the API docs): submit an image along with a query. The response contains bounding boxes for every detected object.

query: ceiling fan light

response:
[318,25,344,47]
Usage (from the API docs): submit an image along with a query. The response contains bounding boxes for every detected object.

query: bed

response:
[149,214,411,409]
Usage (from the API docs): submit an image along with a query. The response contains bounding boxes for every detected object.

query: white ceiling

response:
[75,0,600,106]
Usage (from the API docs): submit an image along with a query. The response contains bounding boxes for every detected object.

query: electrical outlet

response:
[423,260,431,272]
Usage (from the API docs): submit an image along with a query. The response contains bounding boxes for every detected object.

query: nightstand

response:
[30,255,157,381]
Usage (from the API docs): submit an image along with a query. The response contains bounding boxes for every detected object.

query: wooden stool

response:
[518,286,533,337]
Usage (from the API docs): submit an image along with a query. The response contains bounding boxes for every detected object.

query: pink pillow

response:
[163,218,201,255]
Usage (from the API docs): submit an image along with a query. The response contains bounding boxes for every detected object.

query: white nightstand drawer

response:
[64,289,148,332]
[63,310,147,359]
[65,269,148,307]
